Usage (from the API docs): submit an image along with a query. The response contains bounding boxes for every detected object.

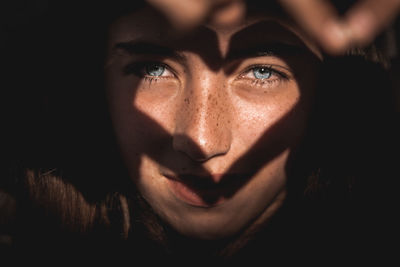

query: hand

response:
[146,0,400,55]
[279,0,400,54]
[146,0,246,31]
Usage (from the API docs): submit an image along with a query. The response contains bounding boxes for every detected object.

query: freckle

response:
[264,91,267,93]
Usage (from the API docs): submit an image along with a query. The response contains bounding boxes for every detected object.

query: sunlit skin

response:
[105,5,321,240]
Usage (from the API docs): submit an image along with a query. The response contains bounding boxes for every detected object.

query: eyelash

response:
[124,62,289,87]
[142,76,163,85]
[238,65,289,87]
[123,61,174,83]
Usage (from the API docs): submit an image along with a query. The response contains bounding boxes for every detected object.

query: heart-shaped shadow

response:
[97,18,321,206]
[3,9,319,207]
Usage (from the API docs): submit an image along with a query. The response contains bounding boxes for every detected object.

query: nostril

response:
[172,134,209,162]
[173,133,231,162]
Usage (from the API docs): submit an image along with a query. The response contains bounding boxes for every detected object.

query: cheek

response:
[133,81,180,133]
[233,84,304,147]
[106,74,180,162]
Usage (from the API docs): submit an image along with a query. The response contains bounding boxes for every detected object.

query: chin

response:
[160,187,287,241]
[154,198,257,241]
[168,212,244,240]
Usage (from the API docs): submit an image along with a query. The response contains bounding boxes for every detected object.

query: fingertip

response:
[148,0,212,33]
[209,0,246,28]
[321,21,352,55]
[346,9,376,45]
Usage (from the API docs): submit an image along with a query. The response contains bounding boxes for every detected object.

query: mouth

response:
[163,173,251,207]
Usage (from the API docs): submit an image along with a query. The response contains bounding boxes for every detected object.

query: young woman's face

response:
[105,5,320,239]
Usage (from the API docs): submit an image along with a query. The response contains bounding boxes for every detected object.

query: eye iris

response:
[253,67,271,79]
[146,64,165,76]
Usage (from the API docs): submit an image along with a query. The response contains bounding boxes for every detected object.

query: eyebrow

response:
[112,40,313,66]
[113,41,186,62]
[225,43,309,61]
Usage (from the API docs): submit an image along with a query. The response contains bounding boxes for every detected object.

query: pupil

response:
[146,64,164,76]
[253,67,271,79]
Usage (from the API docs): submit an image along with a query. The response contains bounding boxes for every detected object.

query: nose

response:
[173,74,232,162]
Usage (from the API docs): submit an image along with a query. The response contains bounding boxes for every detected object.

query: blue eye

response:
[252,67,272,79]
[146,63,165,76]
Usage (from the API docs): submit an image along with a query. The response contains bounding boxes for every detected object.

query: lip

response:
[164,173,250,207]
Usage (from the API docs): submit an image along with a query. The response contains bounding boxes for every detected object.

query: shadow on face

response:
[101,2,325,239]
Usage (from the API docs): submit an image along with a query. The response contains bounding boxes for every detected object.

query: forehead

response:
[107,5,321,59]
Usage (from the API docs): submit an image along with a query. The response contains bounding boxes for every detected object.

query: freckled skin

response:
[105,6,320,240]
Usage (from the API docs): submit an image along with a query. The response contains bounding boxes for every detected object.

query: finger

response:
[147,0,241,32]
[146,0,213,31]
[278,0,352,55]
[208,0,246,28]
[344,0,400,46]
